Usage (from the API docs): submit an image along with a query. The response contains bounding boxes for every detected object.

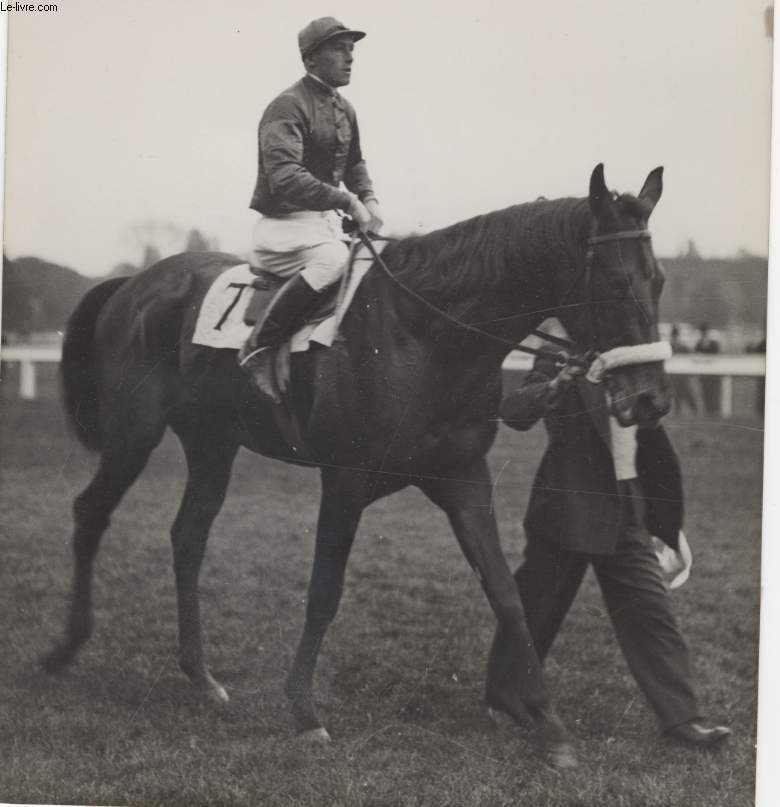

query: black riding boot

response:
[238,273,321,403]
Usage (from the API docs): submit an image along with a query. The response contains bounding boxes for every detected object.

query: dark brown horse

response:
[43,164,670,767]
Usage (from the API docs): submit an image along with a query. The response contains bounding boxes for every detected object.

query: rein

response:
[355,233,579,365]
[355,227,651,369]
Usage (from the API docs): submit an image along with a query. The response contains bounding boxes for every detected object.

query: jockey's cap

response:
[298,17,366,58]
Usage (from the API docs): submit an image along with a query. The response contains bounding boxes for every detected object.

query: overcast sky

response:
[2,0,773,276]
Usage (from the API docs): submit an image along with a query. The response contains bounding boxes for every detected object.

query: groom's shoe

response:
[666,721,732,748]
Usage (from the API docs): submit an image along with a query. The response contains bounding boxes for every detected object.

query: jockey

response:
[240,16,383,399]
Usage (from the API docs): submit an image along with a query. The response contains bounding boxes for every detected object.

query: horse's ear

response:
[638,166,663,213]
[589,163,610,215]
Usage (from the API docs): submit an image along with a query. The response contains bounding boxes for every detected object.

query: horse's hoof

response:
[39,645,75,674]
[189,671,229,704]
[541,742,578,769]
[485,698,531,727]
[298,727,331,744]
[486,706,516,728]
[206,681,229,704]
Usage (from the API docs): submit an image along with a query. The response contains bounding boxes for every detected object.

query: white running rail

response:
[0,344,767,417]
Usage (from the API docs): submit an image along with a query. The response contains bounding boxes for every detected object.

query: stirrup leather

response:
[238,345,271,367]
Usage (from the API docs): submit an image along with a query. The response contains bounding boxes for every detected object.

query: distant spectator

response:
[669,325,698,415]
[747,337,766,418]
[695,324,721,415]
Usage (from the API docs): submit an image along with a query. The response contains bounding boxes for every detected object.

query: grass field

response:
[0,368,764,807]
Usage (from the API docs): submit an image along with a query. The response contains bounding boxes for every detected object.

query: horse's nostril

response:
[634,391,669,424]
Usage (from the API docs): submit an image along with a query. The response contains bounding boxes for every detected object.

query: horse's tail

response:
[61,277,129,453]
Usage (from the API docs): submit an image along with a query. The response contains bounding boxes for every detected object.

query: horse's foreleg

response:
[42,443,159,673]
[170,420,238,703]
[285,470,364,740]
[419,459,576,768]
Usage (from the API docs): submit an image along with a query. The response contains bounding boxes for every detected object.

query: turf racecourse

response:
[0,370,762,807]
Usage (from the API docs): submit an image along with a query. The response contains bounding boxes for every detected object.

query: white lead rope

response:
[585,341,672,383]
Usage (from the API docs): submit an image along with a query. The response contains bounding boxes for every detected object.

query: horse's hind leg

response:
[169,414,238,703]
[41,436,162,673]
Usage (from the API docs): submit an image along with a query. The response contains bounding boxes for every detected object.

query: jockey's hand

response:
[364,199,384,234]
[348,196,373,233]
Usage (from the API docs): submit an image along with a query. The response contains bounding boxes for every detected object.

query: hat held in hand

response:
[651,530,693,590]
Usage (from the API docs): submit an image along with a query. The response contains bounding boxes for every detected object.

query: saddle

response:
[242,271,339,328]
[188,239,385,461]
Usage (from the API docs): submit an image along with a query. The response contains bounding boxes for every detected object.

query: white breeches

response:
[249,211,349,292]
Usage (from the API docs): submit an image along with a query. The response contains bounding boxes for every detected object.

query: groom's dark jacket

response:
[500,356,683,554]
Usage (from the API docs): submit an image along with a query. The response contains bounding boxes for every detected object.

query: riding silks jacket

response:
[249,75,376,216]
[500,355,683,554]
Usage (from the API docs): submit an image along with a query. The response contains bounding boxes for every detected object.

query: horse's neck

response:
[398,258,571,351]
[381,201,589,346]
[349,271,519,394]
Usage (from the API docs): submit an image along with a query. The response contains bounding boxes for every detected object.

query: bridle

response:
[554,227,653,358]
[354,226,654,370]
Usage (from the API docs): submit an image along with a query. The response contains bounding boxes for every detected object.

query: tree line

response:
[1,236,768,338]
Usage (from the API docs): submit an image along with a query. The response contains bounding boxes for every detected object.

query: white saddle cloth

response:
[191,243,380,353]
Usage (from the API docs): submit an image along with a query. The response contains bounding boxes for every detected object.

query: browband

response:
[587,229,652,246]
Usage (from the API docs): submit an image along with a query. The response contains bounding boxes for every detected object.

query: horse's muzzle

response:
[606,362,672,426]
[611,392,670,427]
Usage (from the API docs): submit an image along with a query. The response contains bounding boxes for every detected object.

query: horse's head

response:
[559,164,671,426]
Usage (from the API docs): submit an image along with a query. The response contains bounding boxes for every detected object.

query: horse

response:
[42,164,670,768]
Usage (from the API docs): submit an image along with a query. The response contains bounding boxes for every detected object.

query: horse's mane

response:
[381,197,593,300]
